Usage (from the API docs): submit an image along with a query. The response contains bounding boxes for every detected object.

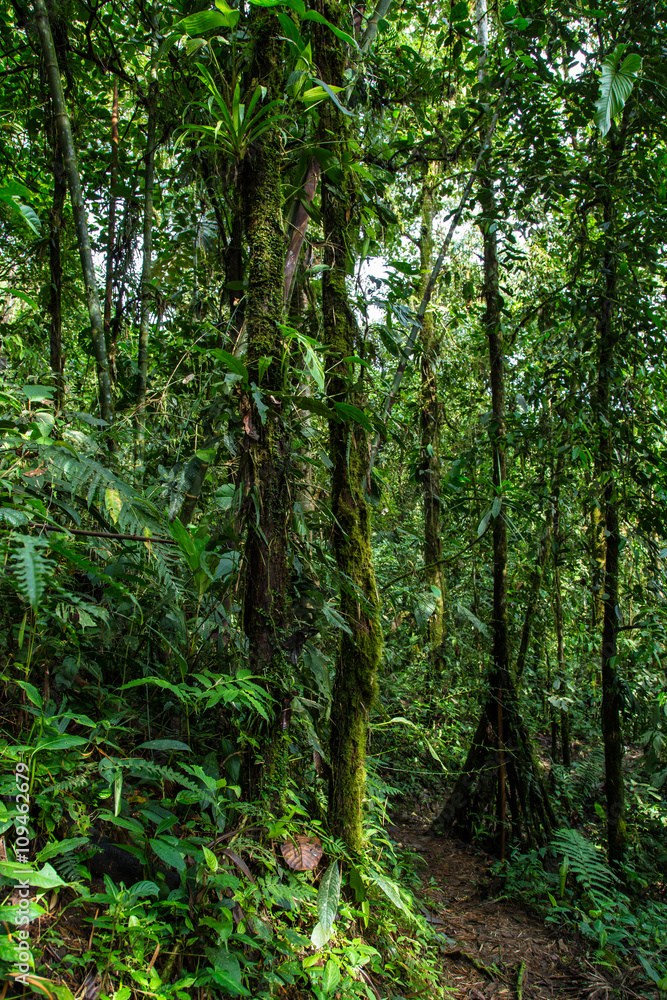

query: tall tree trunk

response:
[33,0,114,432]
[418,164,446,685]
[240,9,289,685]
[593,101,631,865]
[134,82,157,473]
[479,0,511,853]
[433,0,554,849]
[551,451,571,767]
[590,501,606,631]
[515,506,552,682]
[597,187,626,865]
[46,106,66,406]
[109,186,140,369]
[315,0,382,852]
[104,77,119,379]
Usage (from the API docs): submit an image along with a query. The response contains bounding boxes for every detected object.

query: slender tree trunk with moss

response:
[33,0,113,431]
[45,105,66,406]
[315,0,382,852]
[240,9,289,686]
[104,78,119,378]
[590,501,606,631]
[418,165,446,684]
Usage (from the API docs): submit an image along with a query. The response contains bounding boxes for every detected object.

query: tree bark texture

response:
[109,185,140,375]
[418,165,446,684]
[551,451,571,767]
[45,104,66,404]
[33,0,114,430]
[515,481,553,681]
[315,0,382,853]
[597,186,626,865]
[240,9,290,684]
[104,77,119,365]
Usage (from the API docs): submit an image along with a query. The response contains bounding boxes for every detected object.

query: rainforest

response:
[1,0,666,997]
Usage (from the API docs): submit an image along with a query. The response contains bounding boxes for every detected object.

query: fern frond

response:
[11,536,54,609]
[550,829,618,904]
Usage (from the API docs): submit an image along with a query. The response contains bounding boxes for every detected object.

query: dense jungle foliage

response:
[1,0,667,996]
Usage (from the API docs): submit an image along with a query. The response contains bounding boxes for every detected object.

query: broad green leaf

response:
[348,864,366,902]
[173,9,238,34]
[477,510,491,536]
[367,868,412,918]
[11,290,39,309]
[322,603,352,635]
[302,11,358,49]
[0,508,27,526]
[594,45,642,136]
[131,880,160,897]
[311,77,353,116]
[35,735,87,752]
[0,901,46,922]
[322,958,341,993]
[0,190,41,234]
[310,919,333,948]
[456,602,488,635]
[149,838,186,872]
[22,385,54,402]
[334,401,373,431]
[317,859,340,931]
[0,862,66,889]
[209,347,249,380]
[105,487,122,524]
[249,0,306,12]
[137,739,192,751]
[37,837,90,861]
[203,846,218,872]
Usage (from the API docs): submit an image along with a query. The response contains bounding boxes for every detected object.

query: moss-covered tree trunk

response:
[418,165,446,685]
[240,10,290,694]
[314,0,382,852]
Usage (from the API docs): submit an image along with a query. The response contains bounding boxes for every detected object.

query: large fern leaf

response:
[551,829,618,903]
[12,536,54,610]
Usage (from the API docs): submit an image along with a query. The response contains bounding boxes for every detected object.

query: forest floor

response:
[389,815,645,1000]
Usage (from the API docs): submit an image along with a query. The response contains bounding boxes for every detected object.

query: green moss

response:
[310,0,383,853]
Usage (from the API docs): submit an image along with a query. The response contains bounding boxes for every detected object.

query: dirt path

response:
[391,817,619,1000]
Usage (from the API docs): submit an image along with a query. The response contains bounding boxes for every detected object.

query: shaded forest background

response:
[1,0,667,996]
